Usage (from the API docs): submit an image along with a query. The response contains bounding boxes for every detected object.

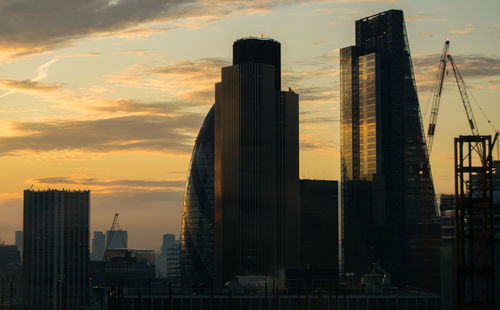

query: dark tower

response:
[23,189,90,310]
[215,38,299,285]
[340,10,436,286]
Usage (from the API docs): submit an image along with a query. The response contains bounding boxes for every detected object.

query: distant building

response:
[102,249,155,292]
[160,234,179,281]
[215,37,300,284]
[106,229,127,249]
[91,231,105,261]
[15,231,23,258]
[299,179,339,276]
[0,245,22,306]
[180,105,215,286]
[340,9,436,288]
[23,189,90,310]
[166,238,181,284]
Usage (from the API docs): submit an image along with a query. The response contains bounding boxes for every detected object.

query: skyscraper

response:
[180,106,215,286]
[340,10,436,286]
[23,189,90,310]
[91,231,105,261]
[215,38,299,284]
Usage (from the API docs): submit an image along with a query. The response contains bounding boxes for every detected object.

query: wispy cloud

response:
[0,101,204,156]
[449,24,476,35]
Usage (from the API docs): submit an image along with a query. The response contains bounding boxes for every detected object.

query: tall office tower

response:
[340,10,436,286]
[180,105,215,286]
[105,229,127,249]
[166,239,181,284]
[299,180,338,274]
[215,38,300,284]
[15,231,23,257]
[23,189,90,310]
[91,231,105,261]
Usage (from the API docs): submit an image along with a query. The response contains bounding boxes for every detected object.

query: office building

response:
[180,105,215,286]
[91,231,105,261]
[105,229,127,249]
[492,160,500,310]
[299,179,338,274]
[23,189,90,310]
[215,37,299,284]
[166,239,181,284]
[0,245,22,306]
[340,10,436,286]
[15,231,23,258]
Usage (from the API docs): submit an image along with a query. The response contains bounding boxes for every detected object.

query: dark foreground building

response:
[114,292,440,310]
[340,10,437,288]
[215,38,300,284]
[299,180,338,274]
[180,105,215,286]
[23,189,90,310]
[0,245,22,307]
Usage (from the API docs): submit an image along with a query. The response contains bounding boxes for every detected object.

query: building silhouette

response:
[15,231,23,258]
[299,179,338,273]
[0,245,22,306]
[106,229,127,249]
[340,10,437,286]
[215,38,299,284]
[180,106,215,286]
[23,189,90,310]
[91,231,105,261]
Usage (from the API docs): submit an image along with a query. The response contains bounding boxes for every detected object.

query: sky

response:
[0,0,499,250]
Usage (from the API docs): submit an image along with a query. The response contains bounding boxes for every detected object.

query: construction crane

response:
[105,213,126,252]
[426,38,450,156]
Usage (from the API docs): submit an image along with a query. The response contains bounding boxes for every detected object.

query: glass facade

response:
[180,105,215,286]
[340,10,437,287]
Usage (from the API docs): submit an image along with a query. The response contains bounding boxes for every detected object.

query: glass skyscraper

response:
[215,38,299,285]
[180,105,215,286]
[340,10,436,287]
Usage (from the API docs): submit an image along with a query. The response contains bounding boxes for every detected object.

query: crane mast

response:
[426,39,450,156]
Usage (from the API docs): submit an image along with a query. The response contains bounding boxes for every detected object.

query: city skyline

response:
[1,1,499,249]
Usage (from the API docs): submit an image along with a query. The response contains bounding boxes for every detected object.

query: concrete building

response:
[92,231,106,261]
[215,37,300,285]
[23,189,90,310]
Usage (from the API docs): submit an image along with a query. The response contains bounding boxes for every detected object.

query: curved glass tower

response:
[180,105,215,286]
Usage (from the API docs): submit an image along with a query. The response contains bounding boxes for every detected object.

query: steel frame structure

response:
[454,135,494,310]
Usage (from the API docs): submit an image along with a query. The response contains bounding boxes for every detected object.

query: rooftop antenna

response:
[29,184,33,190]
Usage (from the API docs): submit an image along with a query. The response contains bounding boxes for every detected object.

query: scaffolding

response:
[454,135,494,310]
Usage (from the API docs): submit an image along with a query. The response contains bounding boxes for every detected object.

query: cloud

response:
[108,57,230,104]
[449,24,476,35]
[420,32,433,37]
[412,53,500,92]
[0,106,204,156]
[31,176,185,193]
[406,13,447,23]
[0,79,62,92]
